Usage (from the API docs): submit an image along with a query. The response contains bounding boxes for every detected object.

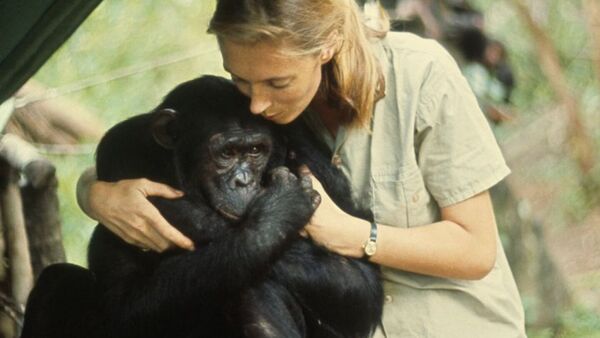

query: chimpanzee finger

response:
[298,169,313,191]
[310,190,321,210]
[270,166,297,185]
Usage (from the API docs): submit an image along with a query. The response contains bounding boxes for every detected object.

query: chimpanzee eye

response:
[248,146,262,156]
[221,148,235,159]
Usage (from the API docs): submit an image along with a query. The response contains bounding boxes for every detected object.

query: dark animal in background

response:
[21,76,383,338]
[456,27,515,103]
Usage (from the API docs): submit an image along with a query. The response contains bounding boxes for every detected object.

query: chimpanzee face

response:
[199,126,273,220]
[152,109,276,221]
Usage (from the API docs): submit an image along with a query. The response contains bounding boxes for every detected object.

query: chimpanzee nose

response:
[234,171,252,187]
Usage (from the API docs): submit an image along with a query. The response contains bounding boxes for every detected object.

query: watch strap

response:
[363,221,378,258]
[369,221,378,242]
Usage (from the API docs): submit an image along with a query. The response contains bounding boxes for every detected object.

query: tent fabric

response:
[0,0,102,104]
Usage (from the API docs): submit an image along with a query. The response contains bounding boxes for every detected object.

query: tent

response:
[0,0,102,105]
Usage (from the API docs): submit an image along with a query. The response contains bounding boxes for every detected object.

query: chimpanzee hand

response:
[298,165,322,212]
[246,166,319,238]
[267,166,320,214]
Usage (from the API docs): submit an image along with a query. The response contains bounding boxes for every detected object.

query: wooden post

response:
[21,174,66,278]
[0,174,11,338]
[0,160,30,337]
[0,191,6,282]
[0,164,34,308]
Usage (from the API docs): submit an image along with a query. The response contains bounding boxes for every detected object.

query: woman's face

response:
[219,38,328,125]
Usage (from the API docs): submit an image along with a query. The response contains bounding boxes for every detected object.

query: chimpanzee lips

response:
[215,205,242,221]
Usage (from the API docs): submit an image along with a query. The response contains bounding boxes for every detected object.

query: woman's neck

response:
[310,91,343,138]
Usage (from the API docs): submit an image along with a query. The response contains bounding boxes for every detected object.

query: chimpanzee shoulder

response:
[95,113,176,186]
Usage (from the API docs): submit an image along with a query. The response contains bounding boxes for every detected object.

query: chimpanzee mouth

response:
[215,205,242,221]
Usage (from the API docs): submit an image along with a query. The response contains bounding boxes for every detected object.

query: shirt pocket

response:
[371,163,436,228]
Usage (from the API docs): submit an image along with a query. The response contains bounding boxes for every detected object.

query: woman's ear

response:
[152,108,178,149]
[320,30,340,64]
[320,47,335,64]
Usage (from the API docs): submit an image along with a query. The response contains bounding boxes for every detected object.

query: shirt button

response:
[331,154,343,167]
[385,295,393,303]
[412,192,420,203]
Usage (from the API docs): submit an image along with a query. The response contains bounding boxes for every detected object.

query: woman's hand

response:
[86,177,195,252]
[301,168,371,258]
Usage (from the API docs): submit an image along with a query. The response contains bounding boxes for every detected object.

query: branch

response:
[14,81,106,142]
[583,0,600,81]
[509,0,596,174]
[0,292,23,329]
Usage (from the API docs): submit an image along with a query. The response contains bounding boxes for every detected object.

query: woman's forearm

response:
[372,219,497,280]
[308,191,498,280]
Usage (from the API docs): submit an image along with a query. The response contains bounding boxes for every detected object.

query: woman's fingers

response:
[88,178,194,252]
[141,206,195,251]
[137,178,184,199]
[135,180,194,250]
[103,218,162,252]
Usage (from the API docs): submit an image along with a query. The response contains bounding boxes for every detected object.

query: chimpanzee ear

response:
[152,108,178,149]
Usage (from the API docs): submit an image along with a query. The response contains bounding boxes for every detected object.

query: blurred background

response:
[1,0,598,337]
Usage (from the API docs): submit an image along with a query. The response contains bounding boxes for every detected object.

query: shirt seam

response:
[435,164,510,208]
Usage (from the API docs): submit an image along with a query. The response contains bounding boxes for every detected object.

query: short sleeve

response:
[415,46,510,207]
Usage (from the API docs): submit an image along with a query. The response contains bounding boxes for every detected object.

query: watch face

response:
[364,241,377,256]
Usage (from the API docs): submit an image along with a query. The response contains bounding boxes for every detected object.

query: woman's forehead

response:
[220,39,318,81]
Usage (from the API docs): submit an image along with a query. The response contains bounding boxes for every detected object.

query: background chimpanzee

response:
[21,75,383,338]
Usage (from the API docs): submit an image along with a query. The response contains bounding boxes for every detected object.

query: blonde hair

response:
[208,0,388,128]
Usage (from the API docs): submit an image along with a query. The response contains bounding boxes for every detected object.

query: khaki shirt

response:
[304,32,526,337]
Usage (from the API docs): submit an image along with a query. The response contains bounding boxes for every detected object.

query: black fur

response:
[22,76,383,338]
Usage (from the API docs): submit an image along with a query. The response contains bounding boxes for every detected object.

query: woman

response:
[77,0,527,336]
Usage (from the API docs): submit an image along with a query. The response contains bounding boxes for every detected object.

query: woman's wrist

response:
[332,214,372,258]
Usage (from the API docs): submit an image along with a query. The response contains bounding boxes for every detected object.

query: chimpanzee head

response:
[151,75,286,220]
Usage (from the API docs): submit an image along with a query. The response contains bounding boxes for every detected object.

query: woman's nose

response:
[249,89,272,115]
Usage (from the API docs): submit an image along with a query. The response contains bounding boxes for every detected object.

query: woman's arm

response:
[76,166,194,252]
[304,175,497,280]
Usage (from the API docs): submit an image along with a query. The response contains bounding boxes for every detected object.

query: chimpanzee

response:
[21,75,382,338]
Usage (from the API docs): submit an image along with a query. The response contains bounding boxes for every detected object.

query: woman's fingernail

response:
[299,165,310,175]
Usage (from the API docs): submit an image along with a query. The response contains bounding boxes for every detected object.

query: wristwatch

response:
[362,221,378,258]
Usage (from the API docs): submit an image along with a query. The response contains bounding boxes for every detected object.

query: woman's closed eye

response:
[268,79,291,89]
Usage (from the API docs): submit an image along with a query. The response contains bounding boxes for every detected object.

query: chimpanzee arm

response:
[271,240,384,338]
[87,168,314,337]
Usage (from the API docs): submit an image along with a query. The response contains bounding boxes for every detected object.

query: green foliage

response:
[528,306,600,338]
[559,306,600,338]
[470,1,600,336]
[471,0,600,114]
[469,0,600,223]
[35,1,225,126]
